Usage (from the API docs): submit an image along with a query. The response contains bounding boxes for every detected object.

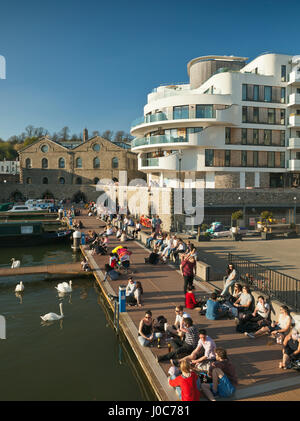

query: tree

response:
[92,130,100,137]
[101,130,113,141]
[59,126,70,140]
[114,130,125,142]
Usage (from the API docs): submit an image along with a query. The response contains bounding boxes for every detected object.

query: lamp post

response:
[294,196,297,224]
[177,150,183,188]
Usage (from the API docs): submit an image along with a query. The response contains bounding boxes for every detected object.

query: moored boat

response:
[0,221,73,247]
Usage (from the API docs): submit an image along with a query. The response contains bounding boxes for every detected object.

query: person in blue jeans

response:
[206,293,229,320]
[146,230,156,249]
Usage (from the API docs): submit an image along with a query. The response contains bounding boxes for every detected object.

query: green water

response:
[0,277,148,401]
[0,243,80,269]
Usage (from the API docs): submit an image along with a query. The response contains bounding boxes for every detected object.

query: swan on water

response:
[11,258,21,268]
[40,303,64,321]
[15,281,24,292]
[55,280,72,293]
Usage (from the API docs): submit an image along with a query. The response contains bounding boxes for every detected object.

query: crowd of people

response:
[77,206,299,402]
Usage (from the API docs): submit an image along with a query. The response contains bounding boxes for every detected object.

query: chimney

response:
[83,128,88,143]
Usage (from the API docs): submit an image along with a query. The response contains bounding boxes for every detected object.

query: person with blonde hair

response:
[168,359,201,401]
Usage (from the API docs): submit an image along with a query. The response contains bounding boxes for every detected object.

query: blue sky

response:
[0,0,299,140]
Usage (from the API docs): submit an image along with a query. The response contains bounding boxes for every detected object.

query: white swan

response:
[41,303,64,321]
[55,280,72,293]
[11,258,21,268]
[15,281,24,292]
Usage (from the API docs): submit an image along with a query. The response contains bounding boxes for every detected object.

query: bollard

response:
[119,286,126,313]
[72,230,81,250]
[64,210,67,217]
[81,232,86,245]
[69,217,73,226]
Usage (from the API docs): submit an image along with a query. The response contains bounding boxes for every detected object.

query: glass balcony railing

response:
[141,158,159,167]
[132,135,188,148]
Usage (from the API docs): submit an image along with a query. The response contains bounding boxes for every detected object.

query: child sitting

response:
[185,286,202,309]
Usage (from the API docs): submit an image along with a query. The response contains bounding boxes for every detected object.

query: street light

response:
[178,150,183,187]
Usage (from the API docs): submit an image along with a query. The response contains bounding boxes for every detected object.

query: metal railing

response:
[228,253,300,311]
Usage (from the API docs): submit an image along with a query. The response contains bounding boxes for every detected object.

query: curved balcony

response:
[288,138,300,149]
[289,115,300,127]
[131,105,239,136]
[132,135,189,150]
[139,154,178,171]
[288,159,300,171]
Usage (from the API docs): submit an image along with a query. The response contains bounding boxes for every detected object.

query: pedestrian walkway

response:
[77,211,300,401]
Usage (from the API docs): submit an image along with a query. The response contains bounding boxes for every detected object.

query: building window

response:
[280,131,285,146]
[205,149,214,167]
[93,143,100,152]
[58,158,65,168]
[59,177,65,184]
[93,157,100,168]
[242,128,247,144]
[196,105,214,118]
[242,84,247,101]
[268,151,275,168]
[225,127,231,144]
[25,158,31,169]
[268,108,275,124]
[241,151,247,167]
[253,85,259,101]
[173,105,189,119]
[26,177,32,184]
[41,144,48,153]
[112,157,119,168]
[264,86,272,102]
[253,107,259,123]
[76,157,82,168]
[280,109,285,125]
[242,106,247,123]
[280,152,285,168]
[253,129,259,145]
[281,87,286,104]
[225,150,231,167]
[42,158,48,169]
[93,177,99,184]
[281,65,287,82]
[75,177,82,184]
[42,177,48,184]
[253,151,258,167]
[264,130,272,145]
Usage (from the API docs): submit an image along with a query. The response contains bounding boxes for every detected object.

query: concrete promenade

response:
[75,210,300,401]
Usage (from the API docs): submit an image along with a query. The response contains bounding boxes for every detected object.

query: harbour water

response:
[0,276,150,400]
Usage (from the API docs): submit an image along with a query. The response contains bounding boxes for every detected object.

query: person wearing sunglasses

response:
[138,310,162,347]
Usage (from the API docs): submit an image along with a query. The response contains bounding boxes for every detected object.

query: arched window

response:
[59,177,65,184]
[25,158,31,169]
[76,157,82,168]
[58,157,65,168]
[93,177,99,184]
[112,157,119,168]
[93,157,100,168]
[42,177,48,184]
[26,177,32,184]
[42,158,48,169]
[75,177,82,184]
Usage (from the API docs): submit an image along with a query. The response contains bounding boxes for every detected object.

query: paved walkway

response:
[75,211,300,401]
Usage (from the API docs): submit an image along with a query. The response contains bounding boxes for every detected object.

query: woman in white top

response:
[245,305,291,340]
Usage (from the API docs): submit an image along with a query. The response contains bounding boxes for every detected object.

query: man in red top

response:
[180,254,196,294]
[169,360,201,401]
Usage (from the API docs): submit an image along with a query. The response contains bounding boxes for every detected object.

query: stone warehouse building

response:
[16,133,145,201]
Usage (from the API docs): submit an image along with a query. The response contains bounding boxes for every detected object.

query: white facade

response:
[131,53,300,189]
[0,160,20,174]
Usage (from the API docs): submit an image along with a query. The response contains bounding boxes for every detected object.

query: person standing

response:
[180,254,196,294]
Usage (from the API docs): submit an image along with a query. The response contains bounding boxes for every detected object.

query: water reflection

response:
[40,319,64,330]
[15,292,23,304]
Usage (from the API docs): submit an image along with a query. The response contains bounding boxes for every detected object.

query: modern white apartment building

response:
[130,53,300,189]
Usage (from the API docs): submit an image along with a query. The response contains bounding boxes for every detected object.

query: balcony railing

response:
[288,159,300,170]
[132,135,189,148]
[288,138,300,149]
[289,114,300,127]
[288,93,300,106]
[141,158,159,167]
